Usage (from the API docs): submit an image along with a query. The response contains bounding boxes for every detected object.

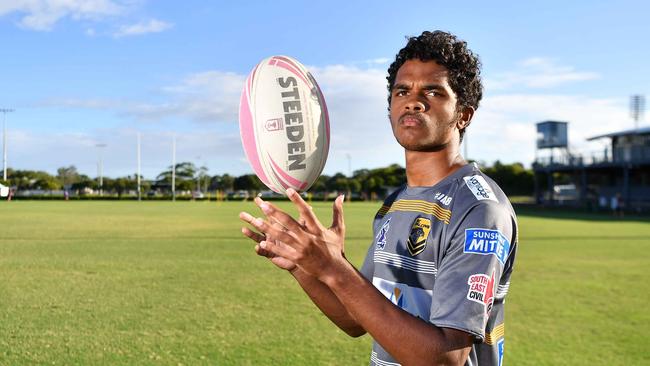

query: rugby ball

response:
[239,55,330,194]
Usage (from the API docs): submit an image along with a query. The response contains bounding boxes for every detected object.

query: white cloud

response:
[113,18,172,37]
[8,127,249,179]
[469,94,629,165]
[129,71,244,122]
[486,57,600,90]
[309,65,403,173]
[49,71,245,123]
[0,0,123,31]
[36,63,635,176]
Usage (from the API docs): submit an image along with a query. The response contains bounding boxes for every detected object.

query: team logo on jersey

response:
[464,229,511,265]
[407,217,431,256]
[466,269,496,314]
[463,175,499,202]
[375,218,390,250]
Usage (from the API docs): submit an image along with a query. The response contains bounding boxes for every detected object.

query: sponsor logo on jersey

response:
[466,269,495,314]
[464,229,511,265]
[372,277,434,320]
[375,218,390,250]
[434,192,453,206]
[407,217,431,256]
[390,286,405,308]
[497,338,504,366]
[463,175,499,202]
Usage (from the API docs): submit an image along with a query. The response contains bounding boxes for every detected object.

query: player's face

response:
[389,59,462,152]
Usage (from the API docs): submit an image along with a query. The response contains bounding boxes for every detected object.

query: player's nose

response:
[404,95,426,112]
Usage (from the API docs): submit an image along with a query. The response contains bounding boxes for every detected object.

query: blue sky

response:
[1,0,648,179]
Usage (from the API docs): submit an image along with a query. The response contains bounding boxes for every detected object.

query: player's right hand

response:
[240,211,297,272]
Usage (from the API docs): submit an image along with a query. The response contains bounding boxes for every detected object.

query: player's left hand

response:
[239,188,346,281]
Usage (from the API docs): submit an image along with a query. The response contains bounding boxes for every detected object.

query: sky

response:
[1,0,649,179]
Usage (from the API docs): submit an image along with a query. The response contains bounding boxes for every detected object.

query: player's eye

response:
[394,90,407,97]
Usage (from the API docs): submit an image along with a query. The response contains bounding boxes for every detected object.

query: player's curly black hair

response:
[387,30,483,118]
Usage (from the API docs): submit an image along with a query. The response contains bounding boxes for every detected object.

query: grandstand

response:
[533,122,650,212]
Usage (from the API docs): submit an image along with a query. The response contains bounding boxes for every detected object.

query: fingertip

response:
[260,202,271,214]
[286,188,296,197]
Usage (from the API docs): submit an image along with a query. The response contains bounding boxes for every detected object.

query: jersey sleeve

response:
[359,240,375,281]
[429,202,515,341]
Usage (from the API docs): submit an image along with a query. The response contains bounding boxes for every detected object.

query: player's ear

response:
[456,105,475,130]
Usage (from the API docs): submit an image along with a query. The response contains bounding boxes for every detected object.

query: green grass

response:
[0,201,648,365]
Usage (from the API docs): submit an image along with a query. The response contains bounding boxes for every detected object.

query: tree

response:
[197,166,209,193]
[71,174,97,194]
[210,174,235,192]
[234,174,264,193]
[57,166,79,190]
[104,176,137,197]
[483,161,534,196]
[155,162,197,193]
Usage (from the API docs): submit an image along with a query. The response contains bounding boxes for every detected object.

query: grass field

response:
[0,201,648,365]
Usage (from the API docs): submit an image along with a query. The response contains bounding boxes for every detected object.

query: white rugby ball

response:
[239,55,330,194]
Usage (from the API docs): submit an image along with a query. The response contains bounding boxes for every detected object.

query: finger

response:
[254,197,307,234]
[286,188,324,232]
[255,243,276,258]
[241,226,265,243]
[240,213,299,247]
[259,239,296,261]
[331,194,346,235]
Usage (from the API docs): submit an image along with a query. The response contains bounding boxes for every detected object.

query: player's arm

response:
[324,261,473,365]
[240,196,365,337]
[242,189,473,365]
[290,267,366,337]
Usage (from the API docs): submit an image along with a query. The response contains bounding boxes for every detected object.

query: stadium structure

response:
[533,121,650,213]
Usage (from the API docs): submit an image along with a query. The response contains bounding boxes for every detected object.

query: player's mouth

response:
[399,113,426,127]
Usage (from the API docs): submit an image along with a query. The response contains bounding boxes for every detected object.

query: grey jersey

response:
[360,163,518,366]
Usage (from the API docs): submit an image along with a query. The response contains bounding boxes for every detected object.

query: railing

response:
[534,147,650,168]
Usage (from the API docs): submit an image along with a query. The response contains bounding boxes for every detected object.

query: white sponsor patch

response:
[372,277,433,320]
[464,175,498,202]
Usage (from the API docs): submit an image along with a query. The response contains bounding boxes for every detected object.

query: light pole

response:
[96,143,106,196]
[631,95,645,130]
[137,133,141,201]
[172,135,176,201]
[1,108,15,181]
[346,153,352,178]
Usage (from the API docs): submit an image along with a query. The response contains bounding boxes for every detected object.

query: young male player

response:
[240,30,518,366]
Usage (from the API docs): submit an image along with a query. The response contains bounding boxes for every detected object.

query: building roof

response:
[587,126,650,141]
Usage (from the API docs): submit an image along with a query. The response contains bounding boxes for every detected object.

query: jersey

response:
[360,163,518,366]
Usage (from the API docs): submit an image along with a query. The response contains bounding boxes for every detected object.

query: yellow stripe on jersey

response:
[375,199,452,224]
[485,323,505,345]
[376,204,390,217]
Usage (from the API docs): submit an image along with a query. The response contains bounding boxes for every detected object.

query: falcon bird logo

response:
[407,217,431,256]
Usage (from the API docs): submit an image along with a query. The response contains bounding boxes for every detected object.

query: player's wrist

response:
[318,256,353,289]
